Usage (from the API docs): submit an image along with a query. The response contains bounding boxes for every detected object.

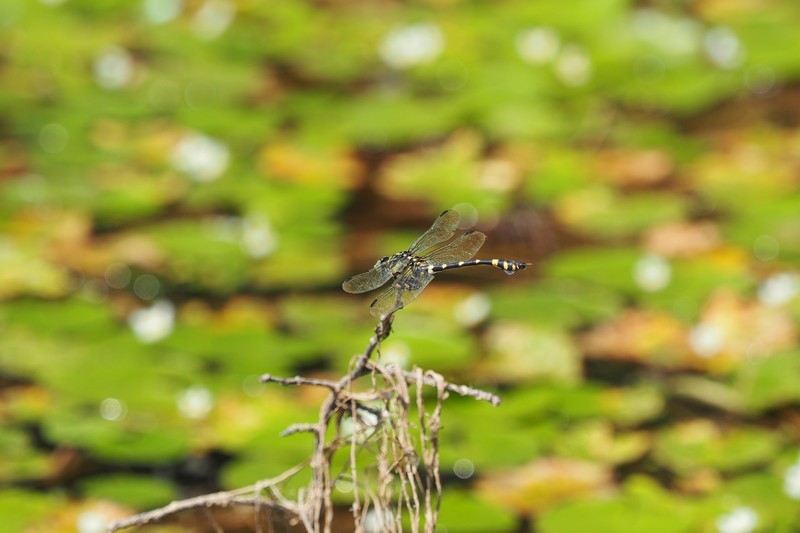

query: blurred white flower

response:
[705,26,744,70]
[378,340,410,369]
[205,214,279,258]
[688,322,725,359]
[77,510,109,533]
[631,9,701,56]
[241,213,279,259]
[171,131,230,182]
[129,300,175,343]
[634,254,671,292]
[94,45,135,89]
[177,385,215,420]
[379,23,444,69]
[478,159,519,192]
[784,460,800,500]
[516,27,560,65]
[192,0,235,40]
[363,507,394,533]
[554,45,591,87]
[715,507,758,533]
[143,0,182,24]
[454,292,491,326]
[758,272,799,307]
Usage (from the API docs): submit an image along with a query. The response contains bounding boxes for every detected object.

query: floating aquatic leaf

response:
[476,458,613,515]
[79,475,176,510]
[654,420,781,475]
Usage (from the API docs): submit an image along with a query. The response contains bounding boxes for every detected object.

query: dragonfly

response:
[343,210,528,317]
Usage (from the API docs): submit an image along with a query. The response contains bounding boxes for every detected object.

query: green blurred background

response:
[2,0,800,531]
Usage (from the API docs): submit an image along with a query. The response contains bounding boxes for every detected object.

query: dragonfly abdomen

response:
[426,259,528,275]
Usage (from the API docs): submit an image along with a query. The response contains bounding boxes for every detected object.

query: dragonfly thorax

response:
[385,251,414,276]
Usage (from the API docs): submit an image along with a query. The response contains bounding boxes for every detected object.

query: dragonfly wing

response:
[369,268,434,317]
[408,210,460,254]
[342,264,392,294]
[423,231,486,264]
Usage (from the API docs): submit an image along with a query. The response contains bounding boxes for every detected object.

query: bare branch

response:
[261,374,338,392]
[367,361,501,407]
[107,491,292,532]
[281,423,319,437]
[107,464,307,532]
[111,307,502,533]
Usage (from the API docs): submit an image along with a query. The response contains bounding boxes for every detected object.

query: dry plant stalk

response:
[108,313,500,533]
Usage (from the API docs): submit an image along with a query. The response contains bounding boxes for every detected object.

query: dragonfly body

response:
[343,210,528,317]
[425,256,528,275]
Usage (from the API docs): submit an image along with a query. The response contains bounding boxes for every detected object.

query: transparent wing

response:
[342,264,393,294]
[369,269,434,317]
[423,231,486,264]
[408,210,460,254]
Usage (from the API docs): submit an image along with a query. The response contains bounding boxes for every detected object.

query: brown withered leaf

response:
[476,458,613,516]
[692,290,797,362]
[642,221,721,258]
[580,309,687,368]
[593,148,674,187]
[258,141,362,188]
[582,291,797,373]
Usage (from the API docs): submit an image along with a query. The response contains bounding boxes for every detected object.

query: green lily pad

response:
[0,426,51,482]
[599,383,665,426]
[437,490,517,532]
[555,420,650,465]
[489,279,623,328]
[480,321,581,384]
[80,474,177,510]
[42,408,191,464]
[554,187,686,240]
[387,314,478,372]
[0,489,67,533]
[735,350,800,413]
[541,476,697,533]
[654,420,782,475]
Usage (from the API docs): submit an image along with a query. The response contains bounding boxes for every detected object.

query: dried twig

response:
[373,362,501,406]
[108,311,501,533]
[107,464,305,531]
[107,489,295,531]
[261,374,339,392]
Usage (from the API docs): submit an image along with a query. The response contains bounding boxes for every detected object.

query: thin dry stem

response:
[109,312,500,533]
